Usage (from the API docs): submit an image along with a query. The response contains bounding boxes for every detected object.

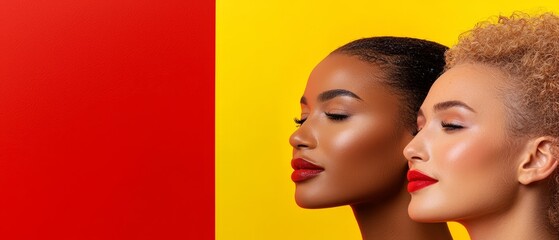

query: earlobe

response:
[518,137,558,185]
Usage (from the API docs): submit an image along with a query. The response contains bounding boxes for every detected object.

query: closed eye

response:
[325,112,349,121]
[412,128,422,136]
[441,121,464,131]
[294,117,306,127]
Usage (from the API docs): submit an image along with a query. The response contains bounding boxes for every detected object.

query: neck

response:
[351,184,452,240]
[462,184,556,240]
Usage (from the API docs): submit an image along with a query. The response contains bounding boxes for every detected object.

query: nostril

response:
[297,143,308,148]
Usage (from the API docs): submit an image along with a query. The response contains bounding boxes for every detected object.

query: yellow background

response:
[216,1,559,239]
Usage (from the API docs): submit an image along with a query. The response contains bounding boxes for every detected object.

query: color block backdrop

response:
[5,1,559,239]
[1,1,214,239]
[216,1,559,240]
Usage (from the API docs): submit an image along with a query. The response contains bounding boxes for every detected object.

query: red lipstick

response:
[291,158,324,183]
[407,170,438,193]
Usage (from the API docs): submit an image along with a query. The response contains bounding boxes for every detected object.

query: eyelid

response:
[294,117,306,127]
[412,128,421,136]
[294,112,308,127]
[294,117,306,124]
[324,112,349,121]
[441,121,464,131]
[414,114,426,136]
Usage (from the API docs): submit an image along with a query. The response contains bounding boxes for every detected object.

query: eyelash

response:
[412,120,464,136]
[294,118,306,127]
[441,121,464,131]
[325,112,349,121]
[293,112,348,127]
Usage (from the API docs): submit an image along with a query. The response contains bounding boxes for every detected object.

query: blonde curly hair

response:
[446,12,559,233]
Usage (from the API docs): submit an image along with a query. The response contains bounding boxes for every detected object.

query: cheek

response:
[320,129,369,174]
[322,122,405,175]
[437,137,492,177]
[439,139,480,167]
[436,134,515,194]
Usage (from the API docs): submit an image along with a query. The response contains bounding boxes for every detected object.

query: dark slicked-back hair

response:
[333,36,448,130]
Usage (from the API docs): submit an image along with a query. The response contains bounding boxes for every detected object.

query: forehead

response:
[304,54,389,100]
[423,63,506,114]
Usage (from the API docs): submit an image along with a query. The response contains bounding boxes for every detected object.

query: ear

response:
[518,137,558,185]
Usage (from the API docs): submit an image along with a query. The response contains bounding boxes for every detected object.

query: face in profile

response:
[404,63,524,222]
[289,53,412,208]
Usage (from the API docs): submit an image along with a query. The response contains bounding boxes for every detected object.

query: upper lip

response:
[407,169,437,182]
[291,158,324,170]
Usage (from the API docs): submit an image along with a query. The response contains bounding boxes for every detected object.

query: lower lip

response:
[407,181,437,193]
[291,169,323,182]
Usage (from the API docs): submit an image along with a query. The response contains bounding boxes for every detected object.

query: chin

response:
[294,189,349,209]
[295,199,321,209]
[295,195,337,209]
[408,212,443,223]
[408,202,446,223]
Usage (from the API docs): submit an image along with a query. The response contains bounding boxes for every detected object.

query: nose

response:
[289,120,317,149]
[403,132,428,162]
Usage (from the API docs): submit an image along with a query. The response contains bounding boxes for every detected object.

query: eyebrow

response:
[300,89,362,104]
[433,100,476,113]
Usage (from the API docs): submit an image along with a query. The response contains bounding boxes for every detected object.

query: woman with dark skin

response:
[290,37,452,240]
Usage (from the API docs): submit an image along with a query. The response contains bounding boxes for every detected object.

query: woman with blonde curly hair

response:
[404,12,559,239]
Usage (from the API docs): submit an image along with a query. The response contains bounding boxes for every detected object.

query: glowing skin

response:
[290,53,411,208]
[404,63,556,239]
[290,53,452,240]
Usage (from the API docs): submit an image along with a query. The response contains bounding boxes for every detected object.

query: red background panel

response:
[0,1,214,239]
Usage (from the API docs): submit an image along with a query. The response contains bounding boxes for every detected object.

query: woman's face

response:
[403,63,523,222]
[289,53,412,208]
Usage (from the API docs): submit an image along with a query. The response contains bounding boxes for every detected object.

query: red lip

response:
[291,158,324,183]
[407,170,438,193]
